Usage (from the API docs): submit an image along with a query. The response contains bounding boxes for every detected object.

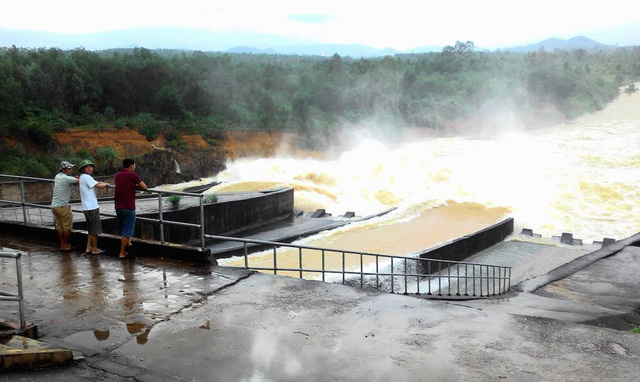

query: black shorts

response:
[83,208,103,235]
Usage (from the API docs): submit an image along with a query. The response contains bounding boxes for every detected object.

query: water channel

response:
[164,86,640,272]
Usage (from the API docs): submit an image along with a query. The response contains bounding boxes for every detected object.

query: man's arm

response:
[137,181,147,191]
[95,181,110,189]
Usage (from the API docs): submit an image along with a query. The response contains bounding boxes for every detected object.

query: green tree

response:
[155,85,184,124]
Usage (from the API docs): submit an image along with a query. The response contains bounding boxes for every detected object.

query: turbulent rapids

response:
[169,86,640,260]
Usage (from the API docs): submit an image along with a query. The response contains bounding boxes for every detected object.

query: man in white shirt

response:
[51,161,79,251]
[77,159,110,255]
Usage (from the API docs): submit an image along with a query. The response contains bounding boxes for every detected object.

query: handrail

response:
[0,174,54,182]
[0,250,26,329]
[205,234,512,297]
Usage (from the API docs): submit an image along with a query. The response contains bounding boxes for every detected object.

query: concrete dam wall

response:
[418,217,514,273]
[96,188,295,243]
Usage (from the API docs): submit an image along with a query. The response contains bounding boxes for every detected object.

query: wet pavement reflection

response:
[0,234,249,352]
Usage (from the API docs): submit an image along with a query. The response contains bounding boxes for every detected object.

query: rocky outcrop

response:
[134,148,226,188]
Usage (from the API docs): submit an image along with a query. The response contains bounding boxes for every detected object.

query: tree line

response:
[1,42,639,175]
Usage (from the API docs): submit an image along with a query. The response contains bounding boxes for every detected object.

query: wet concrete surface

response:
[2,233,640,381]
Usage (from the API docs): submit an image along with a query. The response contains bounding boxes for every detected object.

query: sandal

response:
[91,249,107,255]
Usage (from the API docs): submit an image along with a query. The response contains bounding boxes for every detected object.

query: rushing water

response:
[170,86,640,263]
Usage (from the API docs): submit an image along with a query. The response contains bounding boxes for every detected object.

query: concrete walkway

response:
[1,233,640,381]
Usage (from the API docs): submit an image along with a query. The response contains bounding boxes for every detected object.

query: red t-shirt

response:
[114,170,142,209]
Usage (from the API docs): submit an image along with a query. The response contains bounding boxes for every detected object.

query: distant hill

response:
[226,44,404,57]
[504,36,616,52]
[0,26,625,57]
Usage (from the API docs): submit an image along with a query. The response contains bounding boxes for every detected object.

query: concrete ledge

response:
[418,217,514,268]
[1,335,72,371]
[0,221,214,264]
[513,232,640,293]
[0,318,37,339]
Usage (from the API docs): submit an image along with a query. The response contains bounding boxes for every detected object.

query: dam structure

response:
[1,171,640,378]
[0,172,513,299]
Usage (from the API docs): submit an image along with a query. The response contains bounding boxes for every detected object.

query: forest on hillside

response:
[1,41,639,176]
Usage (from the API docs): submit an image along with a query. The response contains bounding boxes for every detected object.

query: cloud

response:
[287,14,336,24]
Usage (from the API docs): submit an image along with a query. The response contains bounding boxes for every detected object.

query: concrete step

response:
[1,334,72,371]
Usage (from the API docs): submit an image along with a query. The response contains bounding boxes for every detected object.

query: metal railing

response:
[206,234,512,297]
[0,174,207,249]
[0,250,26,329]
[0,173,513,297]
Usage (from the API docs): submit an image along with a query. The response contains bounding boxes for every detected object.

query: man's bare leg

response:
[119,237,129,258]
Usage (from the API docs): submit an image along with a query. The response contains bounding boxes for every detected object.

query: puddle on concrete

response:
[61,321,154,352]
[93,330,110,341]
[136,328,151,345]
[126,322,146,335]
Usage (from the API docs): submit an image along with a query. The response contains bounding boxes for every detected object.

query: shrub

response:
[95,146,120,172]
[168,195,181,207]
[114,117,128,129]
[104,106,117,122]
[204,194,217,203]
[133,113,160,141]
[75,148,92,159]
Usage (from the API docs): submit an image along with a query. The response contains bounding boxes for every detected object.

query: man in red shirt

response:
[114,158,147,258]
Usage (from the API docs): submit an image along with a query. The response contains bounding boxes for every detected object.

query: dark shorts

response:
[83,208,102,235]
[116,209,136,238]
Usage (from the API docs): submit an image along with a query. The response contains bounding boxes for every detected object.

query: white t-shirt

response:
[79,173,99,211]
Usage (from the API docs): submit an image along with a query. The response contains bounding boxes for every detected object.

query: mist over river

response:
[171,86,640,256]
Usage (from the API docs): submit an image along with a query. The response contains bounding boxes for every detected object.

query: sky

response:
[2,0,640,49]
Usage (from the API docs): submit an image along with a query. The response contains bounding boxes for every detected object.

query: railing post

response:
[479,264,483,296]
[390,257,394,293]
[322,250,325,282]
[300,248,304,279]
[473,265,476,296]
[16,253,26,330]
[375,255,379,291]
[493,266,496,295]
[199,195,205,250]
[427,261,431,295]
[360,253,363,288]
[464,263,468,296]
[486,265,490,296]
[438,261,442,296]
[456,263,460,296]
[19,179,27,224]
[158,193,165,244]
[342,252,345,285]
[273,247,277,275]
[447,263,451,296]
[244,242,248,268]
[416,259,420,294]
[404,258,408,294]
